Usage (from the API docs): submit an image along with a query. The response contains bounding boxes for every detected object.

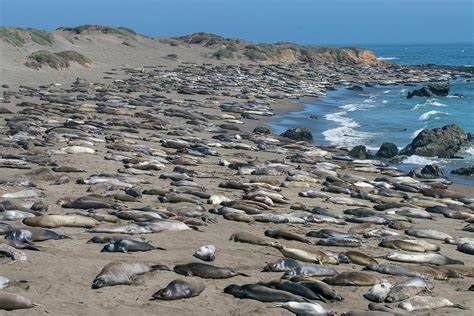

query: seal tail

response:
[238,272,250,277]
[59,235,72,240]
[24,245,40,251]
[154,246,167,251]
[453,304,468,310]
[150,264,171,271]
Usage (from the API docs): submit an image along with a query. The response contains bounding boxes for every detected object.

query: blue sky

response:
[0,0,472,45]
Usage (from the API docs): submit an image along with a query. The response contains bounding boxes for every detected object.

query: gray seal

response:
[174,262,249,279]
[101,239,165,253]
[5,228,70,243]
[151,278,205,300]
[223,284,306,302]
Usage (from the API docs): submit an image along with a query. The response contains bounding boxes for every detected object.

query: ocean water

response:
[269,43,474,185]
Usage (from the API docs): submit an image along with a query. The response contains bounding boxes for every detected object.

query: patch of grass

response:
[0,27,26,46]
[59,25,137,39]
[26,50,91,70]
[122,41,135,47]
[27,28,54,45]
[0,27,54,47]
[212,48,234,60]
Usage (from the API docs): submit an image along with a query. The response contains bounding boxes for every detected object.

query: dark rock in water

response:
[309,115,318,119]
[253,126,271,135]
[376,142,399,158]
[348,85,363,91]
[400,124,472,157]
[348,145,368,158]
[451,166,474,177]
[406,83,450,99]
[409,164,445,179]
[280,127,313,142]
[454,93,464,98]
[364,82,374,87]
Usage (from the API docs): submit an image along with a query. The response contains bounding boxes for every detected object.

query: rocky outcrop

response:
[376,142,399,158]
[348,145,368,158]
[407,83,450,99]
[172,32,385,65]
[451,166,474,177]
[280,127,313,142]
[400,125,472,157]
[253,126,271,135]
[409,164,445,179]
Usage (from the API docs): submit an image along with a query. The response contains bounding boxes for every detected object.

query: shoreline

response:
[263,80,474,187]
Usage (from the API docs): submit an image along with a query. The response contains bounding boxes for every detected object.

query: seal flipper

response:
[237,272,250,277]
[58,235,72,240]
[453,304,468,310]
[154,246,167,250]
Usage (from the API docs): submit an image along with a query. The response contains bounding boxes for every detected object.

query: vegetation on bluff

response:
[26,50,91,70]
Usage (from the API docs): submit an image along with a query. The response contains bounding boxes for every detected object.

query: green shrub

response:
[26,50,91,70]
[212,48,234,59]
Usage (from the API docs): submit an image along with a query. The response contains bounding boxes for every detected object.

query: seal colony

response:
[0,26,473,315]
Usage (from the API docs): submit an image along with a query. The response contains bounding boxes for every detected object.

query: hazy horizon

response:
[0,0,472,46]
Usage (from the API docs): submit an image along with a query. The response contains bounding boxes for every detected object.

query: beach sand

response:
[0,30,473,315]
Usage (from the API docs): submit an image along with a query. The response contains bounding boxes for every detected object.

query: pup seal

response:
[101,239,165,253]
[92,261,170,289]
[174,262,249,279]
[193,245,216,261]
[151,277,205,300]
[5,227,70,243]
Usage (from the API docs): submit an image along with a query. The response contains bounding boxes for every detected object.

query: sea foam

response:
[418,110,450,121]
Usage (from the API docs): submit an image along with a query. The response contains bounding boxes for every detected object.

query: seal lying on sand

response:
[100,239,165,252]
[0,293,37,310]
[174,262,249,279]
[152,278,205,300]
[23,214,98,228]
[92,261,170,289]
[5,227,70,242]
[223,284,306,302]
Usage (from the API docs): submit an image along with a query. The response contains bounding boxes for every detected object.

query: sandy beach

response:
[0,26,473,315]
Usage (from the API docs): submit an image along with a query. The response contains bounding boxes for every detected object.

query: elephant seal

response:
[323,271,381,286]
[398,296,467,311]
[151,278,205,300]
[364,263,425,278]
[258,279,326,301]
[101,239,165,253]
[262,258,301,272]
[386,252,463,265]
[87,236,132,244]
[174,262,249,279]
[23,214,98,228]
[338,251,378,265]
[0,293,37,310]
[405,228,452,241]
[92,261,170,289]
[223,284,306,302]
[264,229,311,243]
[457,242,474,255]
[364,282,393,302]
[273,302,331,315]
[379,239,439,252]
[193,245,216,261]
[282,264,338,279]
[5,228,70,243]
[297,280,344,301]
[273,244,338,264]
[229,232,275,247]
[385,285,426,303]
